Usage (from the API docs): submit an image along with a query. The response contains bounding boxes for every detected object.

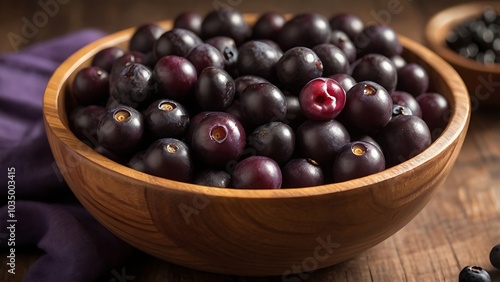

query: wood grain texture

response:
[2,0,496,281]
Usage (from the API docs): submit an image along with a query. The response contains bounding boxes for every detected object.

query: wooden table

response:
[2,0,499,281]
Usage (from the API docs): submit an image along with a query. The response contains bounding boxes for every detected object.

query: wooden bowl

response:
[43,15,470,276]
[425,1,500,110]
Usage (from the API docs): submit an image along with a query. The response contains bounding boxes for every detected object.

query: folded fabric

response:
[0,29,134,282]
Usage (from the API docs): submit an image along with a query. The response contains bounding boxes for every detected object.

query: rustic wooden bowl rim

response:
[43,16,470,199]
[425,1,500,73]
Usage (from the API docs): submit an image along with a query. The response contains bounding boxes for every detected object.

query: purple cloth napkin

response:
[0,30,134,282]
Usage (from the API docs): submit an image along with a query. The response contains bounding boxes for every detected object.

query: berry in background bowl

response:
[426,1,500,110]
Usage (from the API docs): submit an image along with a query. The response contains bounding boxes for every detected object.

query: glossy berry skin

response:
[396,63,429,96]
[173,11,203,36]
[391,90,423,118]
[312,43,350,76]
[299,77,346,121]
[97,105,144,152]
[193,169,231,188]
[332,141,385,182]
[190,112,246,168]
[186,43,225,74]
[390,54,407,70]
[110,63,155,109]
[489,243,500,269]
[248,122,295,165]
[329,73,356,92]
[205,36,239,77]
[376,114,431,167]
[416,92,450,141]
[109,51,146,87]
[343,81,393,132]
[201,7,250,45]
[295,119,350,166]
[91,46,125,73]
[142,138,192,182]
[276,47,324,94]
[252,12,286,40]
[237,40,281,83]
[351,53,398,93]
[329,30,357,63]
[194,67,235,111]
[144,99,190,139]
[70,105,107,145]
[234,75,269,97]
[129,23,165,53]
[239,82,287,126]
[277,13,332,51]
[281,158,324,188]
[153,55,197,102]
[329,13,364,40]
[231,156,282,189]
[72,66,109,105]
[458,266,491,282]
[355,24,403,58]
[154,28,203,59]
[284,95,307,130]
[127,150,146,173]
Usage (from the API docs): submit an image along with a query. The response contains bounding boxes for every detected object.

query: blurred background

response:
[0,0,478,52]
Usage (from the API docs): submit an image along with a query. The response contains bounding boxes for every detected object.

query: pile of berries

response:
[70,8,450,189]
[446,6,500,64]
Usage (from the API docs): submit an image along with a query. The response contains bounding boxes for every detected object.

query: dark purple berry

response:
[329,30,357,63]
[312,43,350,76]
[329,13,364,40]
[277,13,332,51]
[193,169,231,188]
[296,119,350,166]
[391,90,423,118]
[205,36,239,77]
[234,75,269,97]
[72,66,109,105]
[109,51,146,88]
[332,141,385,182]
[281,158,324,188]
[186,43,225,74]
[343,81,393,132]
[231,156,282,189]
[92,46,125,73]
[458,266,491,282]
[70,105,106,145]
[239,82,287,126]
[144,99,190,139]
[355,24,403,58]
[97,106,144,152]
[329,73,356,92]
[174,11,203,36]
[396,63,429,96]
[129,23,165,54]
[276,47,324,94]
[376,114,431,167]
[237,40,281,83]
[252,12,286,40]
[201,8,250,45]
[154,28,203,59]
[416,92,450,140]
[127,150,146,172]
[110,63,155,109]
[190,112,246,168]
[194,67,235,111]
[143,138,192,182]
[490,243,500,269]
[351,53,398,93]
[153,55,197,102]
[248,122,295,165]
